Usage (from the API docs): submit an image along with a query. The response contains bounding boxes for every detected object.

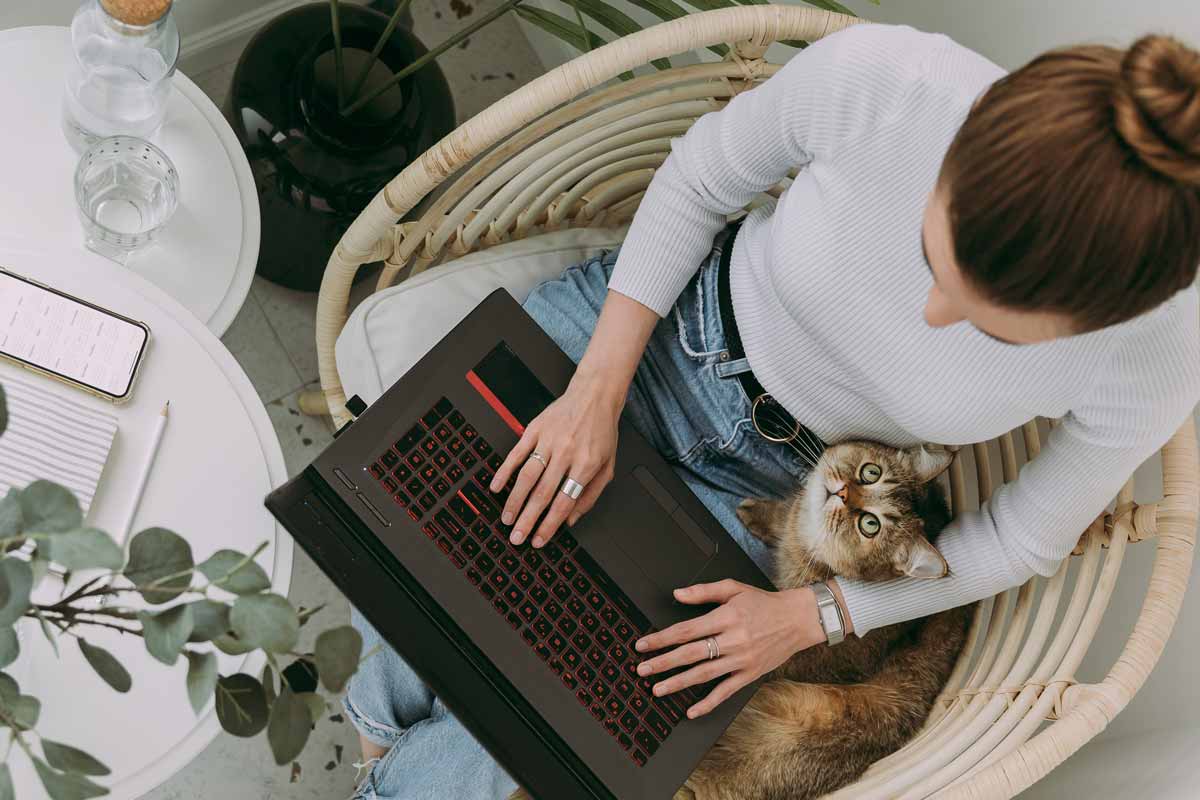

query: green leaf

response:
[186,600,231,642]
[138,605,194,666]
[44,528,124,571]
[32,608,59,657]
[267,688,312,765]
[124,527,193,605]
[299,692,326,725]
[214,673,269,737]
[0,763,13,800]
[621,0,728,57]
[32,757,109,800]
[213,632,254,656]
[29,556,51,589]
[185,650,218,715]
[0,627,18,669]
[196,550,270,595]
[10,694,40,730]
[261,663,278,707]
[229,594,298,653]
[19,481,82,534]
[573,0,671,70]
[516,7,609,56]
[0,672,19,707]
[0,559,32,627]
[314,626,362,694]
[42,740,111,777]
[801,0,857,15]
[78,639,132,693]
[0,489,22,538]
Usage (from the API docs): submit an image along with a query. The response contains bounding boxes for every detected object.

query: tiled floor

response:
[142,3,545,798]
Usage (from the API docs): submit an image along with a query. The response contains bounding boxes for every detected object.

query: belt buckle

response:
[750,393,802,443]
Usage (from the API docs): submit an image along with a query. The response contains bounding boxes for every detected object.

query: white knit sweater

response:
[607,23,1200,634]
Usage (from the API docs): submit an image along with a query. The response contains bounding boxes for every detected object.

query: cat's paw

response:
[736,498,760,527]
[737,498,778,545]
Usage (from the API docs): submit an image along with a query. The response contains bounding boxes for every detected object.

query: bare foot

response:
[360,733,389,763]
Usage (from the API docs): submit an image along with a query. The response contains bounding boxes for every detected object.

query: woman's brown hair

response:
[940,34,1200,332]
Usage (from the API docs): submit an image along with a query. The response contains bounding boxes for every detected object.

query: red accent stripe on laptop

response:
[466,369,525,436]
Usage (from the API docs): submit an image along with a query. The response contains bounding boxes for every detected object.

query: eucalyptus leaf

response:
[214,673,269,737]
[42,740,111,777]
[261,663,278,707]
[299,692,326,725]
[32,757,109,800]
[33,608,60,657]
[78,639,132,693]
[282,658,319,695]
[19,481,82,534]
[267,688,312,765]
[0,627,18,669]
[196,550,270,595]
[0,672,18,707]
[137,605,194,666]
[314,625,362,693]
[185,650,218,715]
[0,489,22,539]
[43,528,124,571]
[186,600,231,642]
[0,763,13,800]
[124,527,193,604]
[229,594,299,653]
[11,694,40,730]
[213,632,255,656]
[0,559,32,627]
[29,556,51,589]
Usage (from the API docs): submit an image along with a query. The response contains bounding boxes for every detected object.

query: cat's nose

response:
[831,481,848,502]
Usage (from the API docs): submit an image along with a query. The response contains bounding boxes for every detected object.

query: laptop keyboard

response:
[366,397,698,768]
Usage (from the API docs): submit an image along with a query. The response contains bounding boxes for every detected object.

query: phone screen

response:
[0,270,148,399]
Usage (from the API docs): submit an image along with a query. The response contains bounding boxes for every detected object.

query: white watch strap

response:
[810,581,846,645]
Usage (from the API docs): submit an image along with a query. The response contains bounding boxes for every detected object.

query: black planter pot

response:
[227,3,455,291]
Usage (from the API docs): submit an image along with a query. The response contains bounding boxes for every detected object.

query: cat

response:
[509,441,973,800]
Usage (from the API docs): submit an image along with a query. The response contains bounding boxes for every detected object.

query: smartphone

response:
[0,267,150,403]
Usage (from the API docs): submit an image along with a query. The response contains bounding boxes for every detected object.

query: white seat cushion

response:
[336,227,628,404]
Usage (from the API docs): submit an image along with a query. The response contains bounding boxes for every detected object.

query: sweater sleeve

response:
[839,302,1200,635]
[608,23,930,316]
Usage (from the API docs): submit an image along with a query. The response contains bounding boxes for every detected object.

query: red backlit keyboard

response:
[366,397,697,767]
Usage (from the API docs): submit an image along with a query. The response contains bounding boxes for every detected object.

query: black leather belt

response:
[716,223,826,451]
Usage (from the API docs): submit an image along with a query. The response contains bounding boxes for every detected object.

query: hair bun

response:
[1112,35,1200,186]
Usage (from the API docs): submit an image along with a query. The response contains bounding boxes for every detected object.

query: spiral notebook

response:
[0,371,118,515]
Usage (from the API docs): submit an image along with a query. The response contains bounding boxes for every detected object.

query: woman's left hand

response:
[633,580,826,718]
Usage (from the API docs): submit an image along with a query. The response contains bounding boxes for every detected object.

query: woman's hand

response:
[489,371,623,547]
[633,580,828,718]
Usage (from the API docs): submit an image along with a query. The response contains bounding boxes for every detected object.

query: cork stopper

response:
[100,0,172,26]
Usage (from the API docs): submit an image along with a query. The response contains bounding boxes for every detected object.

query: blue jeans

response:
[344,237,811,799]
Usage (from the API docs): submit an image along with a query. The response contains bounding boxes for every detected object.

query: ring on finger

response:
[528,451,547,468]
[704,636,720,661]
[561,477,585,500]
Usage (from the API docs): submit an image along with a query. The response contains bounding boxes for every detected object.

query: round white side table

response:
[0,26,260,337]
[0,236,291,799]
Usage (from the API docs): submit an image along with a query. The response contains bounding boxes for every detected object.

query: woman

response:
[345,23,1200,799]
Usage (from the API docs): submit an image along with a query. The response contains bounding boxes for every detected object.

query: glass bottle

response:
[63,0,180,151]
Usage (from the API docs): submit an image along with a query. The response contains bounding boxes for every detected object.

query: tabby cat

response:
[511,442,973,800]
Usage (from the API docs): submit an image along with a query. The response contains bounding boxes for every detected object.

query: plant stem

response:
[330,0,347,108]
[35,609,141,637]
[341,0,525,115]
[345,0,416,103]
[567,0,590,52]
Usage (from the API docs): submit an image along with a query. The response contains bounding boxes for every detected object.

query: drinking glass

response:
[74,136,179,265]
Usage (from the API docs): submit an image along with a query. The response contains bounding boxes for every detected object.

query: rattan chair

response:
[308,6,1200,797]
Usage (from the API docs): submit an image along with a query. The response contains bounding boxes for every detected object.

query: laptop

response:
[265,288,773,799]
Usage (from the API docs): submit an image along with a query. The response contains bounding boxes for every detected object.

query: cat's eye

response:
[858,513,881,537]
[859,463,882,485]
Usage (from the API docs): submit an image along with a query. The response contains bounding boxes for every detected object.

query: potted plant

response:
[0,384,363,799]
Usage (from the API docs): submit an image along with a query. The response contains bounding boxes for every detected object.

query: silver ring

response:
[561,477,585,500]
[705,636,720,661]
[528,451,547,468]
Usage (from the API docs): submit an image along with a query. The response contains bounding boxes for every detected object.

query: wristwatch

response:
[810,581,846,645]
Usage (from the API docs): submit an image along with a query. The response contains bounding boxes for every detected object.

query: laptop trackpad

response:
[605,466,716,593]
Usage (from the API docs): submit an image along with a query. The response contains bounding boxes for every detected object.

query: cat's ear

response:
[907,446,954,484]
[895,538,949,579]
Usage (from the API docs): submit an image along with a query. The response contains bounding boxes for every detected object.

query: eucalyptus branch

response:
[56,574,108,605]
[341,0,525,115]
[35,609,141,637]
[345,0,417,102]
[0,705,33,763]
